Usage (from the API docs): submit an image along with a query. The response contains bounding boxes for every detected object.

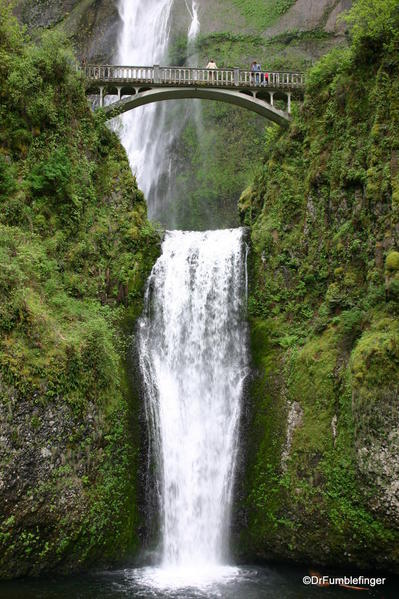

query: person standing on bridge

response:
[250,61,257,84]
[255,62,262,84]
[206,59,217,82]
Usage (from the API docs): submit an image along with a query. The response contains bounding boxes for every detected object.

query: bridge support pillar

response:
[234,67,240,86]
[117,86,122,100]
[154,64,161,84]
[269,91,275,106]
[287,92,292,114]
[99,86,104,108]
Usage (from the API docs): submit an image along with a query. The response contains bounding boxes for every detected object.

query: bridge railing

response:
[238,70,304,87]
[83,65,305,89]
[84,65,155,80]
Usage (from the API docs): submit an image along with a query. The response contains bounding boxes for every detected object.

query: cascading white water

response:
[117,0,174,219]
[138,228,248,585]
[117,3,249,587]
[188,0,200,41]
[187,1,204,139]
[117,0,202,224]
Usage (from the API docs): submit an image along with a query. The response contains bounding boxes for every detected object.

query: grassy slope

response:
[228,0,296,29]
[0,5,159,578]
[236,0,399,571]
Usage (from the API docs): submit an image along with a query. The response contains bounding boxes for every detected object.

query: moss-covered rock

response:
[386,251,399,271]
[234,0,399,572]
[14,0,120,62]
[0,5,160,578]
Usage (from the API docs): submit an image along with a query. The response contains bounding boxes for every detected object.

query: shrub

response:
[385,251,399,272]
[0,154,16,195]
[339,308,365,347]
[343,0,399,55]
[29,149,71,200]
[387,279,399,304]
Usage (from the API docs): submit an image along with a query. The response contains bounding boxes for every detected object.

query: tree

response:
[344,0,399,55]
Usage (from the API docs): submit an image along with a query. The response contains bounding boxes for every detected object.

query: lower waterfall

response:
[137,228,249,586]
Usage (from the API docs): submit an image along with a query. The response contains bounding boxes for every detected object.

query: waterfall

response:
[117,0,174,220]
[116,0,202,225]
[138,228,248,584]
[188,0,200,41]
[187,1,204,139]
[117,4,249,585]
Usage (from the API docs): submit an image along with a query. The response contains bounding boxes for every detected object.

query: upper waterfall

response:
[188,0,200,41]
[117,0,174,219]
[116,0,202,225]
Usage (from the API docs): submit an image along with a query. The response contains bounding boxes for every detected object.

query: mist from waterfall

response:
[138,228,248,587]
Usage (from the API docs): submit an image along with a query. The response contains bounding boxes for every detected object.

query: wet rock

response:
[281,401,303,470]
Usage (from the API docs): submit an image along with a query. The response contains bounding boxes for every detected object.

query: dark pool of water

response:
[0,563,396,599]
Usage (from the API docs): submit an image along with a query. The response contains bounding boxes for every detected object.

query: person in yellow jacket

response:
[206,59,217,82]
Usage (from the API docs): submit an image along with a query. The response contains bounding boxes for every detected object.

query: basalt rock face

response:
[234,0,399,573]
[14,0,81,29]
[264,0,353,38]
[15,0,120,62]
[171,0,351,39]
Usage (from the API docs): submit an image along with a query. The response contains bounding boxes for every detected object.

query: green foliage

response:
[168,33,188,65]
[29,148,71,198]
[338,307,365,346]
[0,3,160,578]
[238,0,399,571]
[306,47,352,92]
[343,0,399,56]
[0,1,24,60]
[230,0,296,29]
[0,154,16,195]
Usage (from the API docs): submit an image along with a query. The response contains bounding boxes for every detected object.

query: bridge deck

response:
[83,65,305,95]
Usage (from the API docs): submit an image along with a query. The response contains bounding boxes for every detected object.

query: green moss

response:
[238,0,399,571]
[238,321,399,567]
[229,0,296,30]
[0,3,160,578]
[386,251,399,271]
[237,317,288,556]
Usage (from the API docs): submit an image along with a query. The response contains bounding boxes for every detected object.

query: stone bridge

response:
[83,65,305,127]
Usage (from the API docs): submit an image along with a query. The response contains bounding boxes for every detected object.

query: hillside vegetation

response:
[0,2,159,578]
[236,0,399,571]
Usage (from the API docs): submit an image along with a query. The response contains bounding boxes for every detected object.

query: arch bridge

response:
[83,65,305,127]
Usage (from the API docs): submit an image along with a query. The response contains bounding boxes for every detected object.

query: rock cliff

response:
[235,0,399,572]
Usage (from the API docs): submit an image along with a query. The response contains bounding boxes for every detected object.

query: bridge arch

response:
[101,87,290,127]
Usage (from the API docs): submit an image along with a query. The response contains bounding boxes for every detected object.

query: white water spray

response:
[138,229,248,583]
